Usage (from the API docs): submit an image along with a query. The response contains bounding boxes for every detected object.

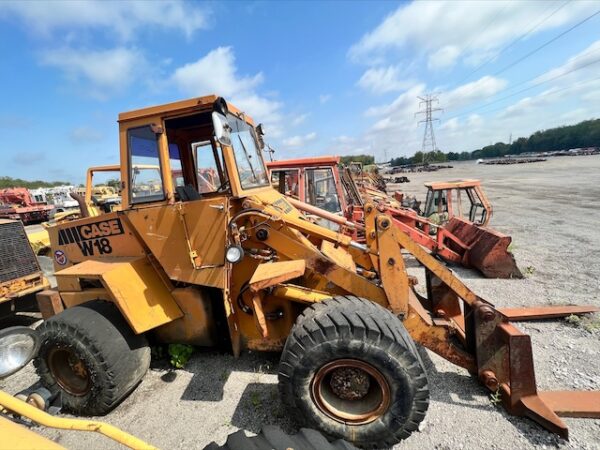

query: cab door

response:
[122,123,229,289]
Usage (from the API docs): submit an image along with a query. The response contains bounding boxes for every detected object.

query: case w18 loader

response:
[267,156,521,278]
[31,96,598,448]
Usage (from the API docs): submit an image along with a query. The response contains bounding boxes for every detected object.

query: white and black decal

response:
[58,219,124,256]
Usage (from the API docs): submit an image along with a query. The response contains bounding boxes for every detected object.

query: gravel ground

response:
[3,155,600,449]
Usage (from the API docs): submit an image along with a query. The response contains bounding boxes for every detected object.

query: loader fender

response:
[54,257,183,334]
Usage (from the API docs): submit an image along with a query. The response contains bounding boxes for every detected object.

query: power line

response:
[492,7,600,77]
[455,0,514,69]
[480,75,600,118]
[446,53,600,120]
[456,0,571,86]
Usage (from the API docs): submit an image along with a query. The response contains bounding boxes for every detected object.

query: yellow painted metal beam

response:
[0,391,156,450]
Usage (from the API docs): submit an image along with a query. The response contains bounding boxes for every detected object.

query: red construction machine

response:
[0,188,54,225]
[267,156,521,278]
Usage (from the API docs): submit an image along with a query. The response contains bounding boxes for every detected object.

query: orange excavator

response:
[267,156,521,278]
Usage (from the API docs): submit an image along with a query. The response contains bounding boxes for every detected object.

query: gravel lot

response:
[3,155,599,449]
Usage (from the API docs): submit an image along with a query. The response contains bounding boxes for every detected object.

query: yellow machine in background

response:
[0,220,48,317]
[31,95,599,448]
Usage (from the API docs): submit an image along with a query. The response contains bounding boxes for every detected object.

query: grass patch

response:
[565,313,600,333]
[168,344,194,369]
[249,391,262,408]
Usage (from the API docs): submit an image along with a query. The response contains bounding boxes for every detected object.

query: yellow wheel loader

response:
[34,96,599,448]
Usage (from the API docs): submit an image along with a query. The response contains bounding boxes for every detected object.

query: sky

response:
[0,0,599,183]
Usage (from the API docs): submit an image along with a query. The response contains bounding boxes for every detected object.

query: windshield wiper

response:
[237,135,258,182]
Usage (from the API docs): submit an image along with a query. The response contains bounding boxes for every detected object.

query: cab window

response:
[169,143,185,188]
[192,140,227,194]
[128,126,165,204]
[271,169,299,199]
[305,168,341,213]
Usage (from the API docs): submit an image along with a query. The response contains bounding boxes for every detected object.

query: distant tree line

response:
[0,176,71,189]
[340,154,375,165]
[390,150,447,166]
[390,118,600,166]
[452,118,600,160]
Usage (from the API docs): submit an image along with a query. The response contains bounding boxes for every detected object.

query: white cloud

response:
[172,47,263,98]
[443,75,508,110]
[534,40,600,84]
[440,118,459,131]
[365,84,425,117]
[291,113,309,126]
[171,47,283,137]
[357,65,413,94]
[319,94,332,104]
[428,45,461,70]
[348,1,597,68]
[40,47,144,99]
[0,0,209,40]
[467,114,483,127]
[282,132,317,148]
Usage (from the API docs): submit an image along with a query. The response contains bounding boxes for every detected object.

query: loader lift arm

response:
[233,198,600,439]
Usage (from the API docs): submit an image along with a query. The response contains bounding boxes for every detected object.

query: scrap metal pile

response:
[0,95,598,450]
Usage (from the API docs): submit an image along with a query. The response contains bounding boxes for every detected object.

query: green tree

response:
[0,176,71,189]
[340,154,375,165]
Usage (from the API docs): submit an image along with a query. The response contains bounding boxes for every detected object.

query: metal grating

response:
[0,220,40,284]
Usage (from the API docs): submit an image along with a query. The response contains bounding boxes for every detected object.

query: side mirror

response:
[212,112,232,147]
[0,326,40,379]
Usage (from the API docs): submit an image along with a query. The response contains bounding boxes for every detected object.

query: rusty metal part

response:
[445,217,522,279]
[499,305,600,321]
[538,391,600,418]
[47,347,91,396]
[311,359,390,425]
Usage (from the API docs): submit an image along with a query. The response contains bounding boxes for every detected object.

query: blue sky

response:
[1,1,599,183]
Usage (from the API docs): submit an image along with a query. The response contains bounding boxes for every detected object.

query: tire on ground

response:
[278,296,429,449]
[34,300,150,415]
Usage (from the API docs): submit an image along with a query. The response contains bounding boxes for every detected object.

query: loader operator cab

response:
[423,180,492,227]
[123,97,269,208]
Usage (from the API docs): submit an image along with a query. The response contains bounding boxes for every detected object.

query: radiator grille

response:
[0,220,40,284]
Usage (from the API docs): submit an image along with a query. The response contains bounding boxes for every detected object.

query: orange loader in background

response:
[267,156,522,278]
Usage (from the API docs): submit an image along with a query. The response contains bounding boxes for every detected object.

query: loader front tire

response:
[34,300,150,415]
[278,296,429,448]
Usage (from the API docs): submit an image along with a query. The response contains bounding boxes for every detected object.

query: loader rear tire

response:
[278,296,429,449]
[34,300,150,415]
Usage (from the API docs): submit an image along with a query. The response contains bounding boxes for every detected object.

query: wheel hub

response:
[329,367,371,400]
[311,358,390,425]
[47,346,91,396]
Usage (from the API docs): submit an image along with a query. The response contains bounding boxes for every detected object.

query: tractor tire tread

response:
[278,296,429,448]
[34,300,150,415]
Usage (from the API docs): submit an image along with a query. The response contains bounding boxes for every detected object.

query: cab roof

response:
[118,95,253,125]
[266,155,340,169]
[424,179,481,189]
